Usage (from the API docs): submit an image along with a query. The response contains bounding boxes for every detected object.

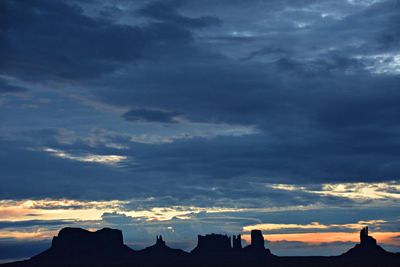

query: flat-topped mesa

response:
[192,234,232,253]
[51,227,124,250]
[232,234,242,250]
[30,227,133,264]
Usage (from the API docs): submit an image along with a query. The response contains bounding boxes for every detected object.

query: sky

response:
[0,0,400,262]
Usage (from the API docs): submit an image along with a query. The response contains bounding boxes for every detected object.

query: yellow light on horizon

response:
[241,231,400,246]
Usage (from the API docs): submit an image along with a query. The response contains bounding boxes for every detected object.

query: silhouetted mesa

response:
[52,227,124,249]
[192,234,232,253]
[29,227,133,264]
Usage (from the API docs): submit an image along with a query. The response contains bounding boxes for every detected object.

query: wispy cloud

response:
[0,198,322,223]
[267,181,400,201]
[0,229,57,240]
[42,148,127,166]
[0,199,127,221]
[354,53,400,74]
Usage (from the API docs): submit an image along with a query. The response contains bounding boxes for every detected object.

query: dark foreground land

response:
[2,227,399,267]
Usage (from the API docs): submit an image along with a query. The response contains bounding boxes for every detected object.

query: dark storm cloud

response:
[123,108,181,123]
[0,139,132,200]
[1,0,134,80]
[0,134,358,205]
[0,220,73,229]
[138,0,221,29]
[1,0,400,260]
[0,0,219,81]
[0,0,399,229]
[126,134,400,182]
[78,2,400,183]
[1,125,399,202]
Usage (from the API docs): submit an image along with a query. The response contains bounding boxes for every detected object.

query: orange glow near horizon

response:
[3,229,400,249]
[0,229,58,240]
[0,199,127,221]
[0,199,247,222]
[242,231,400,246]
[1,199,399,249]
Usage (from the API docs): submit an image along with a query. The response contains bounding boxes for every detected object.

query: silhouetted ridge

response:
[2,226,399,267]
[342,227,388,257]
[156,235,166,246]
[139,235,186,255]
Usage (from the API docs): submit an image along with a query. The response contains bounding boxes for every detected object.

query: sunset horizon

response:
[1,0,399,264]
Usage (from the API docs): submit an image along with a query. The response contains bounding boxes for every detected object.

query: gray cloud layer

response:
[0,0,399,259]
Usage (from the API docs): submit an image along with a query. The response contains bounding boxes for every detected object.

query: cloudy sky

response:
[1,0,400,262]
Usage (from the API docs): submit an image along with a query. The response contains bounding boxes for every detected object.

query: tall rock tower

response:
[360,227,377,246]
[251,230,264,249]
[242,229,271,255]
[156,235,166,247]
[232,234,242,250]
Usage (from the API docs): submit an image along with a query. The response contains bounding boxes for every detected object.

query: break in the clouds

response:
[0,0,399,261]
[42,147,127,166]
